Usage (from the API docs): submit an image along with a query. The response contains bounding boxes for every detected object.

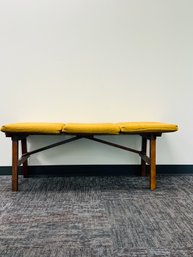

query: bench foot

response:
[149,135,156,191]
[21,138,28,178]
[12,138,18,191]
[140,137,147,176]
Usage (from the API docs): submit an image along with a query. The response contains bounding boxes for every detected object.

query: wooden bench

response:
[0,122,178,191]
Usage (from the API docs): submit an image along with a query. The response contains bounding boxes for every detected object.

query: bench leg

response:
[12,138,19,191]
[149,135,156,190]
[21,138,28,178]
[140,137,147,176]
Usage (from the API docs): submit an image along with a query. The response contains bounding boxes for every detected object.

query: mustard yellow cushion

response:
[1,122,178,135]
[62,123,120,134]
[1,123,64,134]
[119,122,178,133]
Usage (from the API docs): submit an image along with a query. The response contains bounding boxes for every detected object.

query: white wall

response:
[0,0,192,165]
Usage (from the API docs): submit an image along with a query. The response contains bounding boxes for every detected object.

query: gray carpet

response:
[0,175,193,257]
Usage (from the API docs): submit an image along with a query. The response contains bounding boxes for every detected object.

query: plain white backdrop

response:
[0,0,192,165]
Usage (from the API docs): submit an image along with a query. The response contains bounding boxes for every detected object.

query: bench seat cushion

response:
[0,122,178,135]
[1,123,64,134]
[119,122,178,133]
[62,123,120,134]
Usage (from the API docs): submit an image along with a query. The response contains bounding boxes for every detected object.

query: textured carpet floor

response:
[0,175,193,257]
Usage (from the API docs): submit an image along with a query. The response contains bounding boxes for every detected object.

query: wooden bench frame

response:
[5,132,161,191]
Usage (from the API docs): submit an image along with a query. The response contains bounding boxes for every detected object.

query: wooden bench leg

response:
[149,135,156,191]
[140,137,147,176]
[12,138,19,191]
[21,138,28,178]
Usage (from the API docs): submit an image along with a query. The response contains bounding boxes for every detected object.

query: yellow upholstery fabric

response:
[62,123,120,134]
[1,123,64,134]
[119,122,178,133]
[0,122,178,135]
